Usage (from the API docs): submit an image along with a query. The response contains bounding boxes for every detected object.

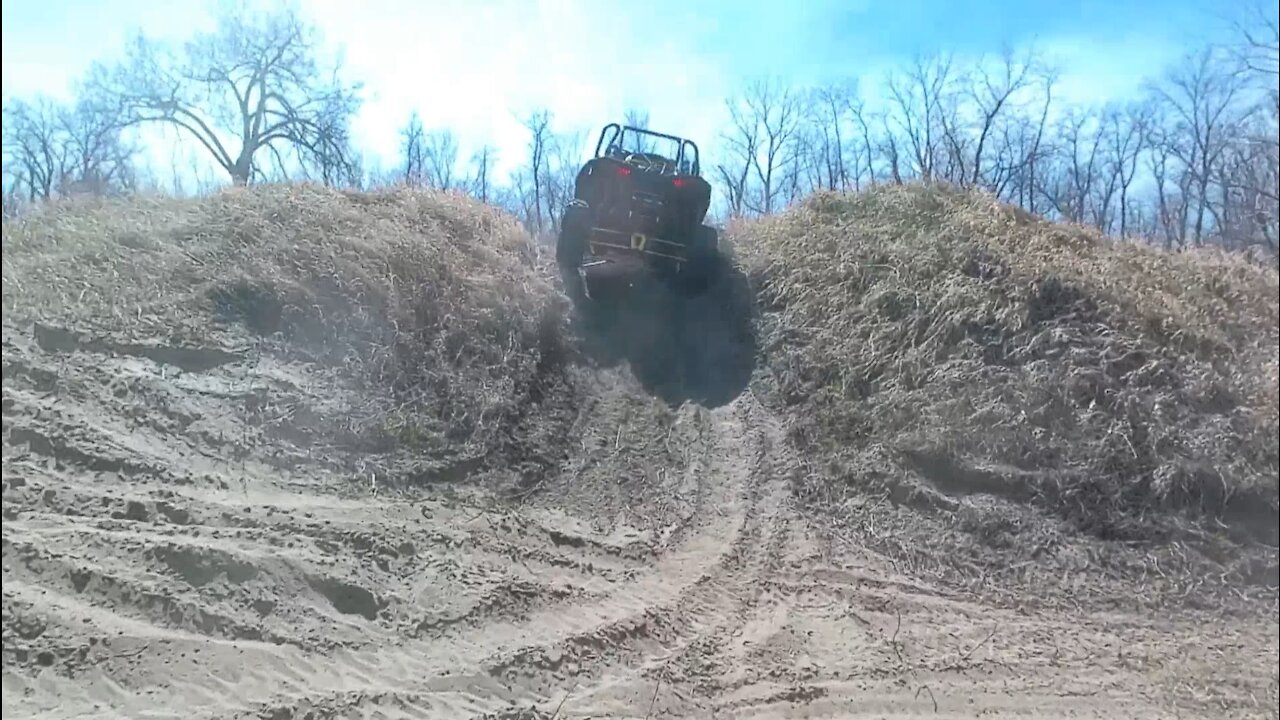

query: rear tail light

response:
[616,166,631,176]
[672,178,686,187]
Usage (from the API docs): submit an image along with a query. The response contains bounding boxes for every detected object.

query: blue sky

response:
[0,0,1259,188]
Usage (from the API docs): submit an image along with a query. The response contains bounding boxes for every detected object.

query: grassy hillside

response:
[1,184,576,483]
[735,183,1279,599]
[5,180,1274,606]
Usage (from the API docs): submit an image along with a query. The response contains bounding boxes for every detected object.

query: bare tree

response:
[753,80,803,213]
[400,117,482,195]
[87,3,362,186]
[497,111,584,235]
[423,129,460,190]
[2,94,136,202]
[400,111,426,184]
[1144,109,1192,249]
[967,46,1041,187]
[623,108,650,129]
[1148,47,1249,246]
[1042,108,1106,226]
[2,96,68,201]
[543,129,586,233]
[1217,119,1279,256]
[467,144,497,203]
[623,107,655,154]
[520,109,552,233]
[984,66,1059,214]
[721,78,804,215]
[884,53,958,182]
[59,96,138,194]
[1100,101,1151,237]
[715,95,758,217]
[1221,0,1280,257]
[686,15,1271,262]
[799,81,859,192]
[2,182,24,218]
[849,100,880,187]
[1228,0,1279,82]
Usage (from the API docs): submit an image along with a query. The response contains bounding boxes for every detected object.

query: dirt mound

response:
[3,184,1276,719]
[2,184,575,485]
[735,183,1279,605]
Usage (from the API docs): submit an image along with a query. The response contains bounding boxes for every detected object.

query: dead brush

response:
[735,182,1279,561]
[1,183,574,473]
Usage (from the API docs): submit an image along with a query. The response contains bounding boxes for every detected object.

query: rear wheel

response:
[557,203,590,266]
[557,203,590,303]
[672,224,720,297]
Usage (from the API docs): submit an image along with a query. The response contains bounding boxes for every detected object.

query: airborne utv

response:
[556,123,720,304]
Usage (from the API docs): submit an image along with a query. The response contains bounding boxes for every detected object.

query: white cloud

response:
[1036,33,1183,110]
[293,0,734,178]
[1,1,214,100]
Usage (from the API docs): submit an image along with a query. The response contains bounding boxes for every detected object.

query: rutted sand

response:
[4,315,1275,719]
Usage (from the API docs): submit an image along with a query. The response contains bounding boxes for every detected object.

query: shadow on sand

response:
[569,257,758,409]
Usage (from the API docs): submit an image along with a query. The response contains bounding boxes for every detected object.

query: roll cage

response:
[594,123,702,177]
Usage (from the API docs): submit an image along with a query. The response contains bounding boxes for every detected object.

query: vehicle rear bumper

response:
[587,226,689,264]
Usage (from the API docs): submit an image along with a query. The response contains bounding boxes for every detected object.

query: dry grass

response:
[1,183,574,474]
[734,183,1278,588]
[5,178,1274,601]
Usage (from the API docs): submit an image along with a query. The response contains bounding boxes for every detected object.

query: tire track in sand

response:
[476,393,797,709]
[212,392,798,720]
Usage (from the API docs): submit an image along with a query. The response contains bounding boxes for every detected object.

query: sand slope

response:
[3,185,1278,719]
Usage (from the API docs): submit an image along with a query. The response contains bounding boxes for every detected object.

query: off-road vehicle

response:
[556,123,720,303]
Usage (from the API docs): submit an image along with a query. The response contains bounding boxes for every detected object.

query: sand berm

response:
[2,182,1277,719]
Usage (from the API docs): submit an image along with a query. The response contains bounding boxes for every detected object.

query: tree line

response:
[3,2,1276,260]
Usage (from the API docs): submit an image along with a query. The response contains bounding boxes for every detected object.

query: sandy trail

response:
[2,320,1276,720]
